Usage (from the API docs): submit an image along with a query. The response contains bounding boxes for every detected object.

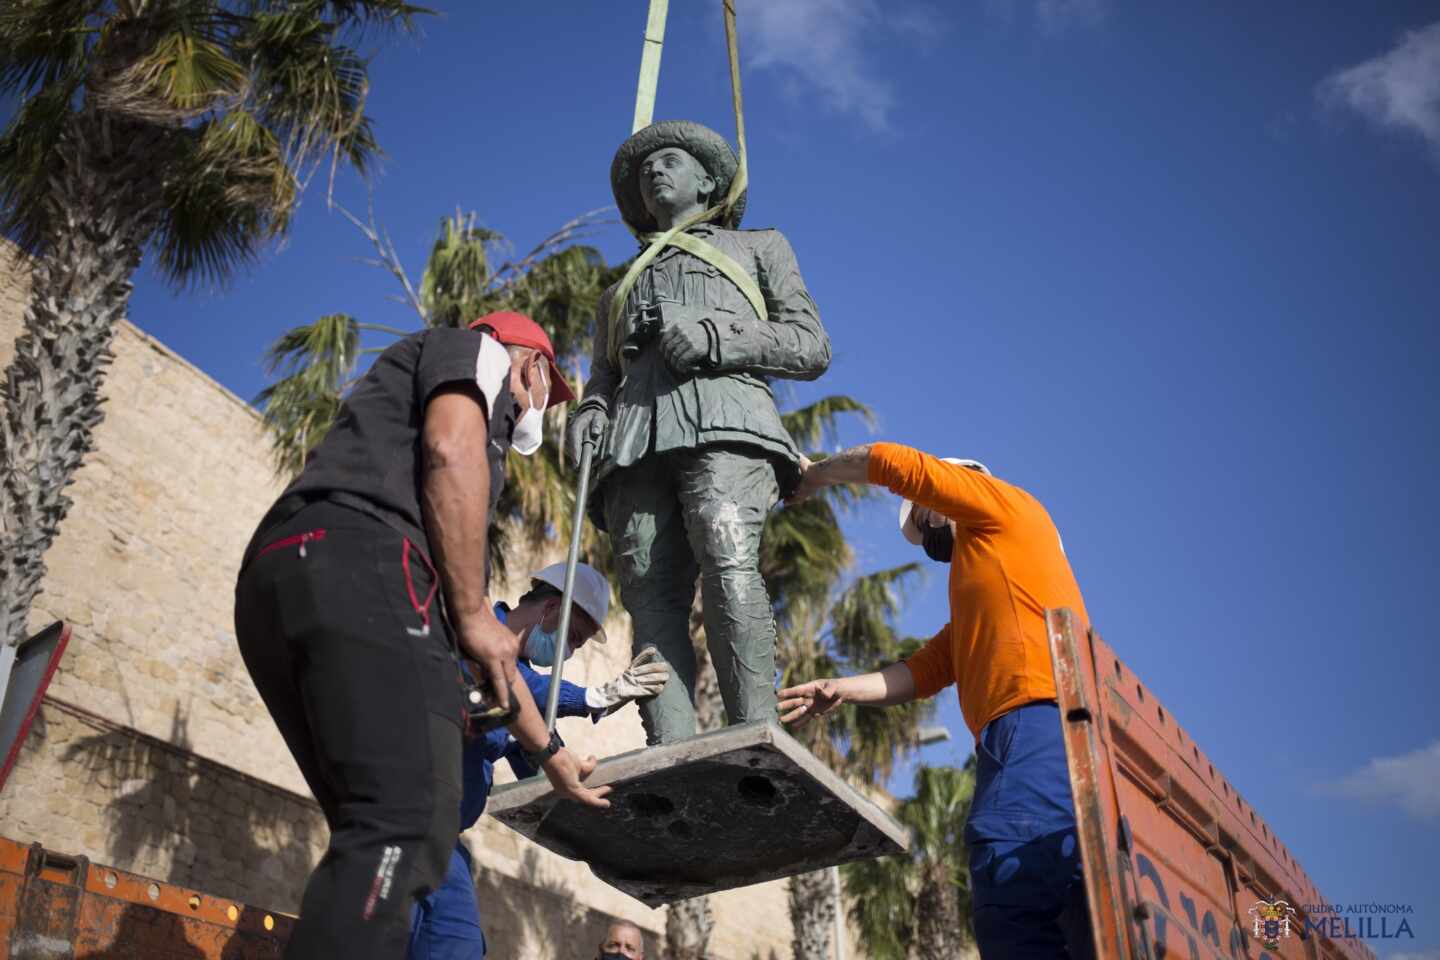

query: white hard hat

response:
[898,458,992,545]
[532,562,609,644]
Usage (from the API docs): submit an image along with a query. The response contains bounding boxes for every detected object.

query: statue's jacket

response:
[579,222,831,499]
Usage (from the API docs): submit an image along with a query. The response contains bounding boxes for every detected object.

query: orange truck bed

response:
[1048,609,1374,960]
[0,836,292,958]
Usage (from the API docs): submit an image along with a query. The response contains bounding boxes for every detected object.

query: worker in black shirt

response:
[235,311,611,960]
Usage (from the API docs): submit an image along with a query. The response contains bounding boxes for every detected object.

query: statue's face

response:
[638,147,715,222]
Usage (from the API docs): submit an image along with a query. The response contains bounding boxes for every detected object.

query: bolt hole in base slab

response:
[667,820,693,839]
[631,793,676,817]
[737,774,780,807]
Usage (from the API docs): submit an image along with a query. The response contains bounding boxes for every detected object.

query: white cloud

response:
[1323,740,1440,820]
[981,0,1108,35]
[1386,952,1440,960]
[1036,0,1107,36]
[1320,20,1440,157]
[737,0,946,132]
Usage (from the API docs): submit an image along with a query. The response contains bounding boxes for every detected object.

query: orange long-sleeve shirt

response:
[868,443,1089,740]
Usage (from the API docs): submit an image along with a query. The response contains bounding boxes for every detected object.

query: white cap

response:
[898,458,992,545]
[532,562,609,644]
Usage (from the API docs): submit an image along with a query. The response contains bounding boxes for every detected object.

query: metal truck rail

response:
[0,836,292,958]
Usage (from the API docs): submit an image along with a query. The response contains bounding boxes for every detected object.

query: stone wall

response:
[0,244,824,959]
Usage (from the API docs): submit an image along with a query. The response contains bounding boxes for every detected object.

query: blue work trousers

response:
[408,844,486,960]
[965,701,1095,960]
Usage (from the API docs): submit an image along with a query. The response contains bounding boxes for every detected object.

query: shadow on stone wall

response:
[51,700,324,913]
[476,847,663,960]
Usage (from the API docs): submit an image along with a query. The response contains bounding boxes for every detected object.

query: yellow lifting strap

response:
[632,0,668,133]
[608,0,764,368]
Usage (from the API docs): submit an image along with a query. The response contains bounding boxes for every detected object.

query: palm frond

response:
[0,0,96,95]
[843,761,977,959]
[254,312,360,476]
[0,70,79,248]
[151,112,296,285]
[254,369,345,478]
[899,763,975,889]
[418,210,500,329]
[827,563,924,664]
[781,394,875,451]
[498,243,611,357]
[310,1,431,30]
[243,25,372,177]
[841,856,914,960]
[96,29,246,121]
[261,311,360,380]
[842,687,935,787]
[1,1,431,277]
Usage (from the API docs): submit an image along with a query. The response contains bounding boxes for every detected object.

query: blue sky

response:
[44,1,1440,954]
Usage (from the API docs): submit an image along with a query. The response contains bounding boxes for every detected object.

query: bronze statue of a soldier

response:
[567,120,831,745]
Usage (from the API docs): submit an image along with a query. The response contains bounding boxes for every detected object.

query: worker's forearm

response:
[421,393,492,627]
[506,677,550,753]
[811,444,874,489]
[838,662,916,707]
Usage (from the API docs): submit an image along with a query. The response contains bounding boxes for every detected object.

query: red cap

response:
[467,311,575,406]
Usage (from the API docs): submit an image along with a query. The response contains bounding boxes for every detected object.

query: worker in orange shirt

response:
[779,442,1093,960]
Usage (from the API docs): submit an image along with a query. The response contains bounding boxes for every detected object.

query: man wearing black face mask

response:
[778,443,1094,960]
[595,919,646,960]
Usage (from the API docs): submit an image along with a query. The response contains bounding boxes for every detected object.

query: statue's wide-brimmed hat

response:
[611,120,746,234]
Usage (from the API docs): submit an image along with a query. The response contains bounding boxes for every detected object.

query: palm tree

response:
[781,564,938,960]
[756,396,939,960]
[0,0,424,649]
[255,205,620,580]
[844,760,977,960]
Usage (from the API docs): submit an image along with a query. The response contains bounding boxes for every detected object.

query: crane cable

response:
[608,0,767,368]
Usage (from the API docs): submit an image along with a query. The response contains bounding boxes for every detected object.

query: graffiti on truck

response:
[1135,853,1277,960]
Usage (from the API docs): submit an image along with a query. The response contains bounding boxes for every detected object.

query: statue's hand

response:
[565,406,607,470]
[786,455,824,505]
[659,316,713,376]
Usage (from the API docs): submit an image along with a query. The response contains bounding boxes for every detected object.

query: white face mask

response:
[510,360,548,457]
[511,402,545,456]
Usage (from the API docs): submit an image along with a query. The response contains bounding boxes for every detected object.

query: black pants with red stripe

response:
[235,500,464,960]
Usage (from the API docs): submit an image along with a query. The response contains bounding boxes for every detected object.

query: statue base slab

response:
[486,721,909,907]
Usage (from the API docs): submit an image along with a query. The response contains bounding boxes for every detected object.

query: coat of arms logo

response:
[1249,898,1297,949]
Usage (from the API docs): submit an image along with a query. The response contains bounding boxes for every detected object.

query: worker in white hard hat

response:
[409,561,668,960]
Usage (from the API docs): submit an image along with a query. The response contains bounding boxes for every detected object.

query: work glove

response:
[585,648,670,713]
[659,315,717,376]
[565,404,608,471]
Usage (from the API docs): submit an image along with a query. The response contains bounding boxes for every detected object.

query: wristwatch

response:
[523,730,563,768]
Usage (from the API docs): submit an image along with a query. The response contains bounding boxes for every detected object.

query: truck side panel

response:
[1047,609,1373,960]
[0,837,293,958]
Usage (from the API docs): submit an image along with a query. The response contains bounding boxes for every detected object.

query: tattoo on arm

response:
[816,443,873,486]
